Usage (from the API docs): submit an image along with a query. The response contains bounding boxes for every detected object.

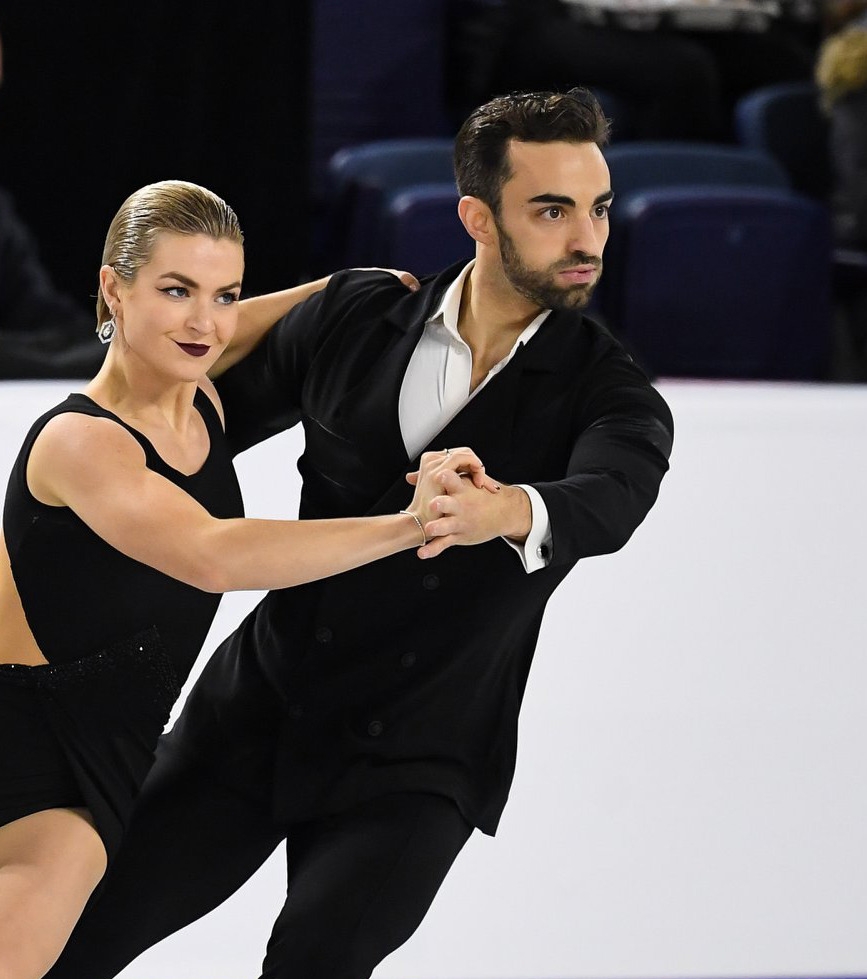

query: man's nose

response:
[567,213,606,257]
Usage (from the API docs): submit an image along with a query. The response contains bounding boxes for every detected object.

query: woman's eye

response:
[161,286,188,298]
[216,292,239,306]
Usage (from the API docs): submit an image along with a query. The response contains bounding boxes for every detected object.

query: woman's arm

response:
[215,269,420,378]
[26,415,481,593]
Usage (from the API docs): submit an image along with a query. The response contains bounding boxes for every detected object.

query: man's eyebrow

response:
[528,194,576,206]
[158,271,242,292]
[527,191,614,207]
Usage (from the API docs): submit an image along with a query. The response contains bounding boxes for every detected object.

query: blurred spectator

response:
[448,0,816,140]
[816,9,867,245]
[0,7,311,303]
[822,0,867,31]
[0,30,102,379]
[0,186,102,379]
[816,5,867,378]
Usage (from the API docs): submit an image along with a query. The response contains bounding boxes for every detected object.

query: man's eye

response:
[594,204,610,218]
[543,206,563,220]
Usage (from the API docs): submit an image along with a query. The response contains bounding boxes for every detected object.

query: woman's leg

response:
[46,739,286,979]
[0,807,106,979]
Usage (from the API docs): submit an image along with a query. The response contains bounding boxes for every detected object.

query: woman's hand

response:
[405,452,499,495]
[353,268,420,291]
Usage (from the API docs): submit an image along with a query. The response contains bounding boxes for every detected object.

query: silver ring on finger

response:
[444,447,451,456]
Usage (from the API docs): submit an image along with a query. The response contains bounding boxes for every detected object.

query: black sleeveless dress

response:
[0,388,243,861]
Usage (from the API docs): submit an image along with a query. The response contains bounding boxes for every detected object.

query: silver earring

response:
[97,317,116,344]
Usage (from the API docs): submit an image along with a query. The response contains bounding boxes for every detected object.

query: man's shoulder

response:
[320,264,461,324]
[541,307,661,388]
[548,306,632,360]
[327,268,415,297]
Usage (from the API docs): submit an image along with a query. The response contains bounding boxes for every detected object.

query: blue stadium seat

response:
[734,82,831,199]
[380,183,470,274]
[605,141,791,195]
[596,141,792,320]
[323,138,456,266]
[735,84,867,307]
[605,186,832,379]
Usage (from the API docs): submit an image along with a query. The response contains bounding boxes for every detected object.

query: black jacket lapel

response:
[367,307,572,515]
[322,270,453,474]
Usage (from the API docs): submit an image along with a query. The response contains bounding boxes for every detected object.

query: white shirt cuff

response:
[502,484,552,573]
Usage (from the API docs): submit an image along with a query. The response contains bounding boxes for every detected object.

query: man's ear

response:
[458,196,497,246]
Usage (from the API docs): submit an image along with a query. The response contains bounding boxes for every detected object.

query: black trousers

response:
[46,674,473,979]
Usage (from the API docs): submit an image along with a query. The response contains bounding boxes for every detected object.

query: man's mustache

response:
[554,252,602,270]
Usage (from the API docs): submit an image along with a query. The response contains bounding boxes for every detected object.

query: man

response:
[49,88,673,979]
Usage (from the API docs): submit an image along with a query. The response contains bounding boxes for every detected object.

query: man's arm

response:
[214,269,420,380]
[213,277,333,379]
[415,354,673,566]
[531,379,672,567]
[215,269,419,456]
[214,283,331,456]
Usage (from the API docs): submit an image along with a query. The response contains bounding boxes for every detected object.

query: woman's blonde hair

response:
[97,180,243,328]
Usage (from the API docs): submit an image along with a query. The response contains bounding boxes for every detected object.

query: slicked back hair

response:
[97,180,243,330]
[454,87,611,216]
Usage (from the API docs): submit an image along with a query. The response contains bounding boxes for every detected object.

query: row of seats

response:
[318,82,865,380]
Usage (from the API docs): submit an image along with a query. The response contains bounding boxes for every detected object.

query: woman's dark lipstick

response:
[175,342,210,358]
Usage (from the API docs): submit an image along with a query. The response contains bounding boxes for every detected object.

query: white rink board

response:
[1,378,865,979]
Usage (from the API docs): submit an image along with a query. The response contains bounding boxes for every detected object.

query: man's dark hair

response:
[454,87,611,215]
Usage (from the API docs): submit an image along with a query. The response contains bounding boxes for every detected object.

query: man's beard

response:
[496,220,602,311]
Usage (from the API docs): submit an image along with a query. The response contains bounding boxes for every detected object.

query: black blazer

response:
[213,264,674,834]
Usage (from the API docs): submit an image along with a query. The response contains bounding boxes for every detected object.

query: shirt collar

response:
[426,260,552,348]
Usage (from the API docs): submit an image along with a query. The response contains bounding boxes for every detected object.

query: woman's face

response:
[108,231,244,382]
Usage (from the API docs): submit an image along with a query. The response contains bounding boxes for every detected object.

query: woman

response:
[0,179,488,979]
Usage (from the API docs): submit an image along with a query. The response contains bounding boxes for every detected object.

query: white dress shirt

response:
[398,261,553,572]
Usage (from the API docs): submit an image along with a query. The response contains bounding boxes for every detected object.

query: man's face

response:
[493,139,612,311]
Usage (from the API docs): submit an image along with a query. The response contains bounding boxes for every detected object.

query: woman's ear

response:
[99,265,122,315]
[458,196,497,246]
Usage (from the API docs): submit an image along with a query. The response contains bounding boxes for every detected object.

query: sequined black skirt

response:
[0,628,180,863]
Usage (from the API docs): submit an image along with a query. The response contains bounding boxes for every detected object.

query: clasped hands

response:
[404,448,532,559]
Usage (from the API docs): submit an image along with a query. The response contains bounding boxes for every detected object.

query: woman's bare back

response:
[0,532,47,666]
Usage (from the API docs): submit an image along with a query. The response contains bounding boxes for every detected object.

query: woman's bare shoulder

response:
[27,411,146,506]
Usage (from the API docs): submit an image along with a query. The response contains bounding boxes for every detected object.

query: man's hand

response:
[418,470,533,559]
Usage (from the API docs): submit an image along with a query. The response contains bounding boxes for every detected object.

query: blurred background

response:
[1,0,865,383]
[1,3,866,977]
